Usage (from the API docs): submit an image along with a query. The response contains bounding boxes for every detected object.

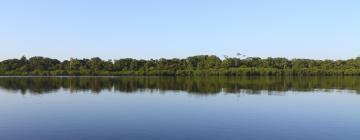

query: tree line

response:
[1,55,360,76]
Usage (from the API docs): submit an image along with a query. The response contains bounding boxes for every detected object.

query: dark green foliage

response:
[1,55,360,76]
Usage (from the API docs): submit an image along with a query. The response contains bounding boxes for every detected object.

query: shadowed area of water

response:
[1,76,360,95]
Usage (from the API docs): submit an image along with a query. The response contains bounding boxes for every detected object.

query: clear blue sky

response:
[0,0,359,60]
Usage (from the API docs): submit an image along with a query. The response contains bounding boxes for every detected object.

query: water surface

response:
[0,77,359,140]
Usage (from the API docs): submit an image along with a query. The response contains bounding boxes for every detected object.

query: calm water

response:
[0,77,359,140]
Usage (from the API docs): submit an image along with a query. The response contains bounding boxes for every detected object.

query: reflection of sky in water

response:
[0,89,359,140]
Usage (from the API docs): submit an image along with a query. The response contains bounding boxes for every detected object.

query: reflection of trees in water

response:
[0,76,359,95]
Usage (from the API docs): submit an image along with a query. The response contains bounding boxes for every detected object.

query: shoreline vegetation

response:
[1,55,360,76]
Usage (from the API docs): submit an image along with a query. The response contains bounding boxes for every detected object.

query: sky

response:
[0,0,359,60]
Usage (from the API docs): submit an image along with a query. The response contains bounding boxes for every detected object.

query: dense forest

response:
[1,55,360,76]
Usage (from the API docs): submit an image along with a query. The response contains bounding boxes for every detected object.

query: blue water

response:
[0,77,359,140]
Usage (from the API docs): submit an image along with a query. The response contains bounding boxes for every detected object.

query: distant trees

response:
[1,55,360,76]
